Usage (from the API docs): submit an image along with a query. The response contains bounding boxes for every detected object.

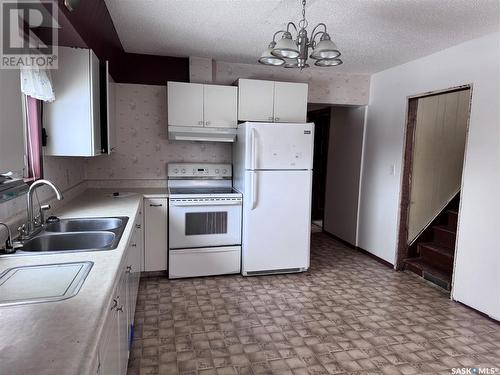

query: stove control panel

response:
[168,163,232,178]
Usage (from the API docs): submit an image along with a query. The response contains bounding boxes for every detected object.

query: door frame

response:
[307,107,332,230]
[395,84,473,270]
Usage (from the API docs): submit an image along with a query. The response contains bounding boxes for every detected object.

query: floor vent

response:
[246,268,303,276]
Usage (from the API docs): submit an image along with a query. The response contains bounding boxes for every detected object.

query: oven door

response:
[169,199,242,249]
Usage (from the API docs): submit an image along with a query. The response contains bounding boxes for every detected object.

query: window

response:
[185,212,228,235]
[23,95,43,182]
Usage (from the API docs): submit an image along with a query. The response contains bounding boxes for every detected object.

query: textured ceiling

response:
[104,0,500,74]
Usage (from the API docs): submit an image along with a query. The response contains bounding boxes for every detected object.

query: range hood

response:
[168,126,237,142]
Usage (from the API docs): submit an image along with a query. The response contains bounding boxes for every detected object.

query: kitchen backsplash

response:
[85,83,231,184]
[0,155,86,241]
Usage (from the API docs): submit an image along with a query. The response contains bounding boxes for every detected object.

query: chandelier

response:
[258,0,342,70]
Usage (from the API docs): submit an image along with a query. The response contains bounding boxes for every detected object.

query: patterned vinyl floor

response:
[127,232,500,375]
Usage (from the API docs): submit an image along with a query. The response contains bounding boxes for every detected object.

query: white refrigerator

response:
[233,122,315,276]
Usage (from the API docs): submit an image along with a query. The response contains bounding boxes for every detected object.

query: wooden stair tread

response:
[419,242,454,258]
[404,257,452,290]
[433,225,456,234]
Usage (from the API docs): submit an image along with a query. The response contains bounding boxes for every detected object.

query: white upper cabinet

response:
[273,81,308,123]
[44,47,102,157]
[238,79,275,122]
[238,79,308,123]
[204,84,238,128]
[167,82,204,127]
[168,82,237,128]
[0,68,24,174]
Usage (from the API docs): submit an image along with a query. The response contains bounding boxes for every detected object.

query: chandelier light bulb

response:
[258,0,343,69]
[271,32,300,59]
[259,41,285,66]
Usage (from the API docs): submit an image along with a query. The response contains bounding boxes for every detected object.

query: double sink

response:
[0,217,130,306]
[16,217,129,254]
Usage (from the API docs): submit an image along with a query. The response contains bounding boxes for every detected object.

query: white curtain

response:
[20,66,55,102]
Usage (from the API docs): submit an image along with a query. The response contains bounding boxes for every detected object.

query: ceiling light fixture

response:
[259,0,342,70]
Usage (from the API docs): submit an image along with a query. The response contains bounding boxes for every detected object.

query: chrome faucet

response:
[23,179,64,238]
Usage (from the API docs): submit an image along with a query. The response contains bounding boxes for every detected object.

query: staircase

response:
[404,209,458,290]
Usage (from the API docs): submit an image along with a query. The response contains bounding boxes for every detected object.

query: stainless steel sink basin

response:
[20,232,115,252]
[8,216,130,255]
[45,217,123,232]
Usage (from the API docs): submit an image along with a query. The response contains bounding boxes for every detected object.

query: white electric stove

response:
[167,163,242,279]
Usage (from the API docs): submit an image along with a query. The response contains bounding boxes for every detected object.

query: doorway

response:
[397,85,472,289]
[307,107,331,230]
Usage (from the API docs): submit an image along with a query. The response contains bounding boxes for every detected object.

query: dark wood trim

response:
[395,85,472,270]
[407,84,472,100]
[323,230,394,269]
[355,246,394,269]
[323,230,356,249]
[43,0,190,85]
[395,98,419,270]
[112,53,189,85]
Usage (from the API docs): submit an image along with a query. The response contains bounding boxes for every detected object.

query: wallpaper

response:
[0,155,86,242]
[214,60,370,105]
[85,84,232,182]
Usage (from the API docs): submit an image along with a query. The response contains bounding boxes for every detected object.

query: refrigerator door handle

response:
[250,127,257,170]
[251,171,258,210]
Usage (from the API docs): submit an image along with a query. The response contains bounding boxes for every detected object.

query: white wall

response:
[323,106,365,245]
[358,32,500,319]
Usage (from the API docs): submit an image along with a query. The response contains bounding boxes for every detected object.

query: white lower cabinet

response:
[125,226,141,342]
[97,210,144,375]
[98,297,120,375]
[98,271,128,375]
[144,198,168,271]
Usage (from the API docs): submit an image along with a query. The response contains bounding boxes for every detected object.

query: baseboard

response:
[355,246,394,269]
[322,230,356,249]
[454,301,500,323]
[323,230,394,269]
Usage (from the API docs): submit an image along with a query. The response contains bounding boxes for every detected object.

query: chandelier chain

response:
[299,0,308,29]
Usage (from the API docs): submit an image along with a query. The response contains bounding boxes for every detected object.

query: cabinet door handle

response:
[111,298,118,310]
[135,224,141,229]
[268,116,273,121]
[198,120,203,125]
[126,265,132,273]
[131,243,137,247]
[206,121,211,125]
[275,117,280,122]
[116,306,124,312]
[149,204,162,207]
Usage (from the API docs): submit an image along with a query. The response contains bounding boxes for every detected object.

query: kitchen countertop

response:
[0,188,167,375]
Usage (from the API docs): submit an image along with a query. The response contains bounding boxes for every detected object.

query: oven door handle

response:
[170,200,242,207]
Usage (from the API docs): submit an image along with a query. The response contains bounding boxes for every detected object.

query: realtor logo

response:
[1,0,58,69]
